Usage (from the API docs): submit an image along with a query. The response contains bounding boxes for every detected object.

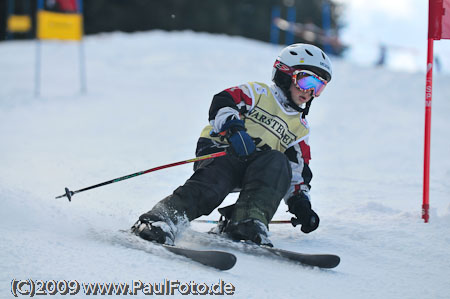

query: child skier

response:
[132,43,333,247]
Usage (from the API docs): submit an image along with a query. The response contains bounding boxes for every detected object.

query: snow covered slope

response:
[1,31,449,298]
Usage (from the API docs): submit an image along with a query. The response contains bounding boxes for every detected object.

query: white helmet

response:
[271,44,333,117]
[272,43,332,87]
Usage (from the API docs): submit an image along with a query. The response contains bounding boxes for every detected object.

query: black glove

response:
[220,119,256,157]
[287,193,320,233]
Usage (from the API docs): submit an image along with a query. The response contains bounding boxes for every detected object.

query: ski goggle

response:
[292,70,328,97]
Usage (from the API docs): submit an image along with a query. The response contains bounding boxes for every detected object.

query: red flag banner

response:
[43,0,78,13]
[429,0,450,39]
[56,0,78,12]
[444,0,450,38]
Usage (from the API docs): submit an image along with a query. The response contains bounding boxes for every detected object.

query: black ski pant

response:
[140,150,292,227]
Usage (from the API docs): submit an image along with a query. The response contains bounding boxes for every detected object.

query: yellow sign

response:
[37,10,83,41]
[7,15,32,33]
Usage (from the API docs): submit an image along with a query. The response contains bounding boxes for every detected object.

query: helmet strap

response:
[286,91,314,119]
[301,98,314,119]
[287,96,304,113]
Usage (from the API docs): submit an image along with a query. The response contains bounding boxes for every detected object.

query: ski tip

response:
[163,245,237,271]
[332,255,341,268]
[189,250,237,271]
[216,252,237,271]
[318,255,340,269]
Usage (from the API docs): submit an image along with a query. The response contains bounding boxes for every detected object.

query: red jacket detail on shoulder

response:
[224,86,253,106]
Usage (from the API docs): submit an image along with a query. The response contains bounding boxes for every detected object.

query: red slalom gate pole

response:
[55,151,227,201]
[422,38,434,223]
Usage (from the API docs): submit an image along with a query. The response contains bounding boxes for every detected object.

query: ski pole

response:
[55,151,227,202]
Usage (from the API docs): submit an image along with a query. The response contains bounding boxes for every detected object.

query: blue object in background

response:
[286,6,296,45]
[270,6,281,45]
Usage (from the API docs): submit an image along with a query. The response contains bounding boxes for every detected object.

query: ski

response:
[161,244,237,271]
[117,230,236,271]
[195,232,340,269]
[257,245,340,269]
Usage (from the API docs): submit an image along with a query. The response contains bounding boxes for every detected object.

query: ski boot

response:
[131,215,176,245]
[223,218,273,247]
